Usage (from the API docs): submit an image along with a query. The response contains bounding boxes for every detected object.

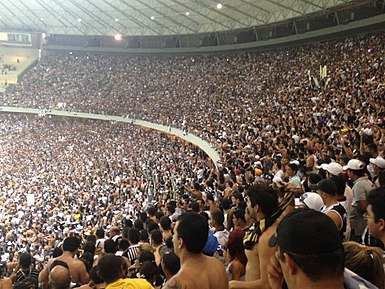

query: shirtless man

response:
[230,183,284,289]
[39,236,89,288]
[164,211,228,289]
[49,265,71,289]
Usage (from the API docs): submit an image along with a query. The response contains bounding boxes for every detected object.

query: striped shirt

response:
[123,244,140,265]
[16,268,39,289]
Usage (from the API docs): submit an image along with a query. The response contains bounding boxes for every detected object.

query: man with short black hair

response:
[97,254,152,289]
[164,211,228,289]
[95,229,106,249]
[366,187,385,246]
[150,229,166,266]
[312,179,347,240]
[10,252,39,289]
[123,228,140,265]
[39,236,89,288]
[267,209,377,289]
[230,183,283,289]
[211,210,229,249]
[147,206,157,223]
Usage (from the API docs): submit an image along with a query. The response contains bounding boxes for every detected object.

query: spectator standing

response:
[345,160,374,243]
[165,212,228,289]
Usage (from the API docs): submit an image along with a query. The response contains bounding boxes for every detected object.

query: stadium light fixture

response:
[150,16,155,20]
[185,12,190,16]
[217,3,223,9]
[114,34,122,41]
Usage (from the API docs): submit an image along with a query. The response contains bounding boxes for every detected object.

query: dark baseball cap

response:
[309,179,337,195]
[268,209,343,255]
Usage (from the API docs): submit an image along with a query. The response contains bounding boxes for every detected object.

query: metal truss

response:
[0,1,32,31]
[0,0,362,36]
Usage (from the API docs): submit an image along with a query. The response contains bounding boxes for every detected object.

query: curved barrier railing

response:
[0,106,220,167]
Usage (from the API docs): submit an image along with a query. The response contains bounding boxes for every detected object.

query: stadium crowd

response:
[0,30,384,289]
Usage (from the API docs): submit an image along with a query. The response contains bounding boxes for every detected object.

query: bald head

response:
[110,226,120,237]
[49,265,71,289]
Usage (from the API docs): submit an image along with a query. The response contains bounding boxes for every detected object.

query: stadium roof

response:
[0,0,358,36]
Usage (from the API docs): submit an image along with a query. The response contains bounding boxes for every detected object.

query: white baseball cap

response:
[316,163,328,170]
[295,192,324,212]
[369,156,385,169]
[343,159,365,171]
[324,162,343,176]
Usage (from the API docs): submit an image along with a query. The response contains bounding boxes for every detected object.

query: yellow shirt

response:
[106,278,153,289]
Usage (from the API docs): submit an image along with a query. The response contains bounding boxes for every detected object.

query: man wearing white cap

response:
[295,192,324,211]
[323,162,353,240]
[369,156,385,188]
[344,159,374,243]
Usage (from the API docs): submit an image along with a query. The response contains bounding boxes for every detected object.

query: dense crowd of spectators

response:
[0,114,206,267]
[0,30,384,289]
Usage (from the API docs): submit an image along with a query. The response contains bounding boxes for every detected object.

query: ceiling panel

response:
[0,0,360,35]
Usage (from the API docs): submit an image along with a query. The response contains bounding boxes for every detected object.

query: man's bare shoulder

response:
[163,277,187,289]
[164,256,228,289]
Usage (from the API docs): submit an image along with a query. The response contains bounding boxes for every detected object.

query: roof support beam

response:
[100,0,159,35]
[135,0,198,34]
[298,0,324,9]
[0,1,31,30]
[34,0,72,32]
[15,0,46,31]
[118,0,180,35]
[237,0,272,14]
[50,0,104,35]
[207,0,267,25]
[152,0,201,29]
[168,0,232,30]
[194,0,248,29]
[67,0,118,35]
[83,0,129,34]
[265,0,304,15]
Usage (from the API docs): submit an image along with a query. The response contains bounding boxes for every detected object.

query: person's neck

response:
[293,276,345,289]
[95,284,105,289]
[165,271,174,282]
[215,225,225,232]
[255,212,265,222]
[380,236,385,247]
[63,251,76,258]
[179,250,205,265]
[162,230,172,239]
[324,197,339,207]
[106,277,123,286]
